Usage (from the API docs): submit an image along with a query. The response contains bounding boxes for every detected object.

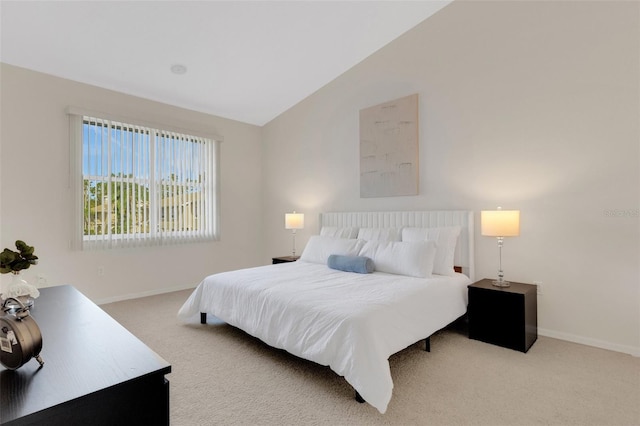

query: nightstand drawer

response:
[468,279,537,352]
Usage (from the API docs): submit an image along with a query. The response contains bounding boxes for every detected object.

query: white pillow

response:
[300,236,364,264]
[401,226,461,276]
[358,240,437,278]
[320,226,359,239]
[356,227,401,242]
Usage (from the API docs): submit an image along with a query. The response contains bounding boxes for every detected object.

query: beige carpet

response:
[101,289,639,426]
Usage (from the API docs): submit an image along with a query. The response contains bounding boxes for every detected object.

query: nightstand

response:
[272,256,300,264]
[467,278,538,352]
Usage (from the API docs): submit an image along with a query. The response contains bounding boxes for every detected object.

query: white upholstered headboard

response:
[319,211,475,281]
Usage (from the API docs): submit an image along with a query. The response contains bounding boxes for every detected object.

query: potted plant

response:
[0,240,40,308]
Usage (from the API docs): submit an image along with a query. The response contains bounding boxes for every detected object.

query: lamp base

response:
[491,280,511,288]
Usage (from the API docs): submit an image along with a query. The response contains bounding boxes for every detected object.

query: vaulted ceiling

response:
[1,1,451,126]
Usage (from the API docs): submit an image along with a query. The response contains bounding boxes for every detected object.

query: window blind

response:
[70,113,220,249]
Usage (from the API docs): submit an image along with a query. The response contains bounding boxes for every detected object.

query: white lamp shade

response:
[285,212,304,230]
[481,210,520,237]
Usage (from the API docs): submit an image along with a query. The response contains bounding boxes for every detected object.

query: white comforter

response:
[177,260,470,413]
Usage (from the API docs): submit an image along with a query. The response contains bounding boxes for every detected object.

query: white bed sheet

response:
[178,260,470,413]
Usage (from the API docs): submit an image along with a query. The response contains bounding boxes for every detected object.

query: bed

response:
[178,211,475,413]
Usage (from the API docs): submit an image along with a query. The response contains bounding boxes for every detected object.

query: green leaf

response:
[0,249,18,265]
[15,240,35,256]
[12,260,31,271]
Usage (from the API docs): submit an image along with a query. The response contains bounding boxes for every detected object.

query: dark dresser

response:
[1,285,171,425]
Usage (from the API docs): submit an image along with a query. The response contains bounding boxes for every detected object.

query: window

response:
[69,111,220,249]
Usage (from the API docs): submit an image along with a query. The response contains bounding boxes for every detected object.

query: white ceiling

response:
[0,1,451,126]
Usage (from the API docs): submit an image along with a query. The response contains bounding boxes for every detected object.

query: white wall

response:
[261,1,640,355]
[0,64,264,303]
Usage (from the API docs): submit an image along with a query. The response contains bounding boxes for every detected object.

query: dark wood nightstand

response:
[272,256,300,264]
[468,278,538,352]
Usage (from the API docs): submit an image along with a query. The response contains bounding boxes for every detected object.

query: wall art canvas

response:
[359,93,419,198]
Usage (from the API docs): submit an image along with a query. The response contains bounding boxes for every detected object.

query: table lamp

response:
[481,208,520,287]
[285,211,304,256]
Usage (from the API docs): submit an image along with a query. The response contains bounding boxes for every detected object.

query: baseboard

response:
[95,284,196,305]
[539,327,640,357]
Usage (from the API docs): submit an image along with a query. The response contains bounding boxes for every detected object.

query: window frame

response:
[68,108,221,250]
